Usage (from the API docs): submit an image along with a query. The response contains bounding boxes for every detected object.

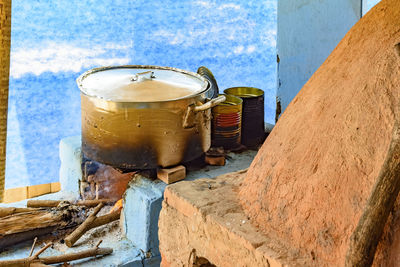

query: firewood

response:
[29,237,38,257]
[95,183,100,200]
[64,203,104,247]
[0,207,41,218]
[345,121,400,266]
[26,199,113,208]
[95,240,102,248]
[39,247,113,265]
[64,207,120,248]
[31,243,52,260]
[0,242,52,266]
[0,205,86,250]
[30,263,52,267]
[90,209,121,229]
[0,243,112,266]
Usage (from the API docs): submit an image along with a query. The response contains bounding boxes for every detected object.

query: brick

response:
[205,155,225,166]
[157,165,186,184]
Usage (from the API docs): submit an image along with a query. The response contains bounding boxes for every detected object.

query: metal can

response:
[211,94,243,150]
[223,87,265,148]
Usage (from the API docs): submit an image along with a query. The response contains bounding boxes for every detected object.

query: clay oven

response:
[159,0,400,265]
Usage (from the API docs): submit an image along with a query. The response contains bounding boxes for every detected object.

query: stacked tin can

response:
[224,87,265,148]
[198,67,265,149]
[211,94,243,149]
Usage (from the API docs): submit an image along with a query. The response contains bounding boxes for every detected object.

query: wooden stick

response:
[95,183,99,200]
[0,207,41,218]
[345,121,400,266]
[29,237,38,257]
[95,240,103,248]
[0,259,30,266]
[64,209,120,248]
[32,243,52,260]
[0,242,52,266]
[90,210,121,229]
[0,246,113,266]
[40,247,113,265]
[26,200,62,208]
[26,199,113,208]
[30,263,52,267]
[63,210,120,248]
[64,203,104,247]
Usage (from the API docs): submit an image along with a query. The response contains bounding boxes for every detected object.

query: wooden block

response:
[205,155,226,166]
[157,165,186,184]
[3,186,28,203]
[50,182,61,193]
[28,183,51,198]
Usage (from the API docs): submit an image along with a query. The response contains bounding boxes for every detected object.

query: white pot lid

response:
[77,65,208,102]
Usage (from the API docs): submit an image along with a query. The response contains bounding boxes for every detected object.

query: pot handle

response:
[183,95,226,129]
[194,95,226,112]
[131,71,156,82]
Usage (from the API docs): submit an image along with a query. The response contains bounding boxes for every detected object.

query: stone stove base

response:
[0,136,258,266]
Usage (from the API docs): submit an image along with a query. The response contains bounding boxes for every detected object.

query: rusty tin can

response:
[211,94,243,149]
[224,87,264,148]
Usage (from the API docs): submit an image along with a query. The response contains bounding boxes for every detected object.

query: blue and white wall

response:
[276,0,381,119]
[276,0,361,119]
[6,1,277,188]
[363,0,381,15]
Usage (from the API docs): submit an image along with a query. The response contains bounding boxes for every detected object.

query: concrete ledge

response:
[159,170,306,267]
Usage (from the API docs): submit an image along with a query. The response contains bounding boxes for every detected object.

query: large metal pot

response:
[77,65,225,169]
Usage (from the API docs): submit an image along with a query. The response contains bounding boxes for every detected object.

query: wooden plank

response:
[50,182,61,192]
[3,182,60,203]
[3,186,28,203]
[0,0,12,202]
[28,183,51,198]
